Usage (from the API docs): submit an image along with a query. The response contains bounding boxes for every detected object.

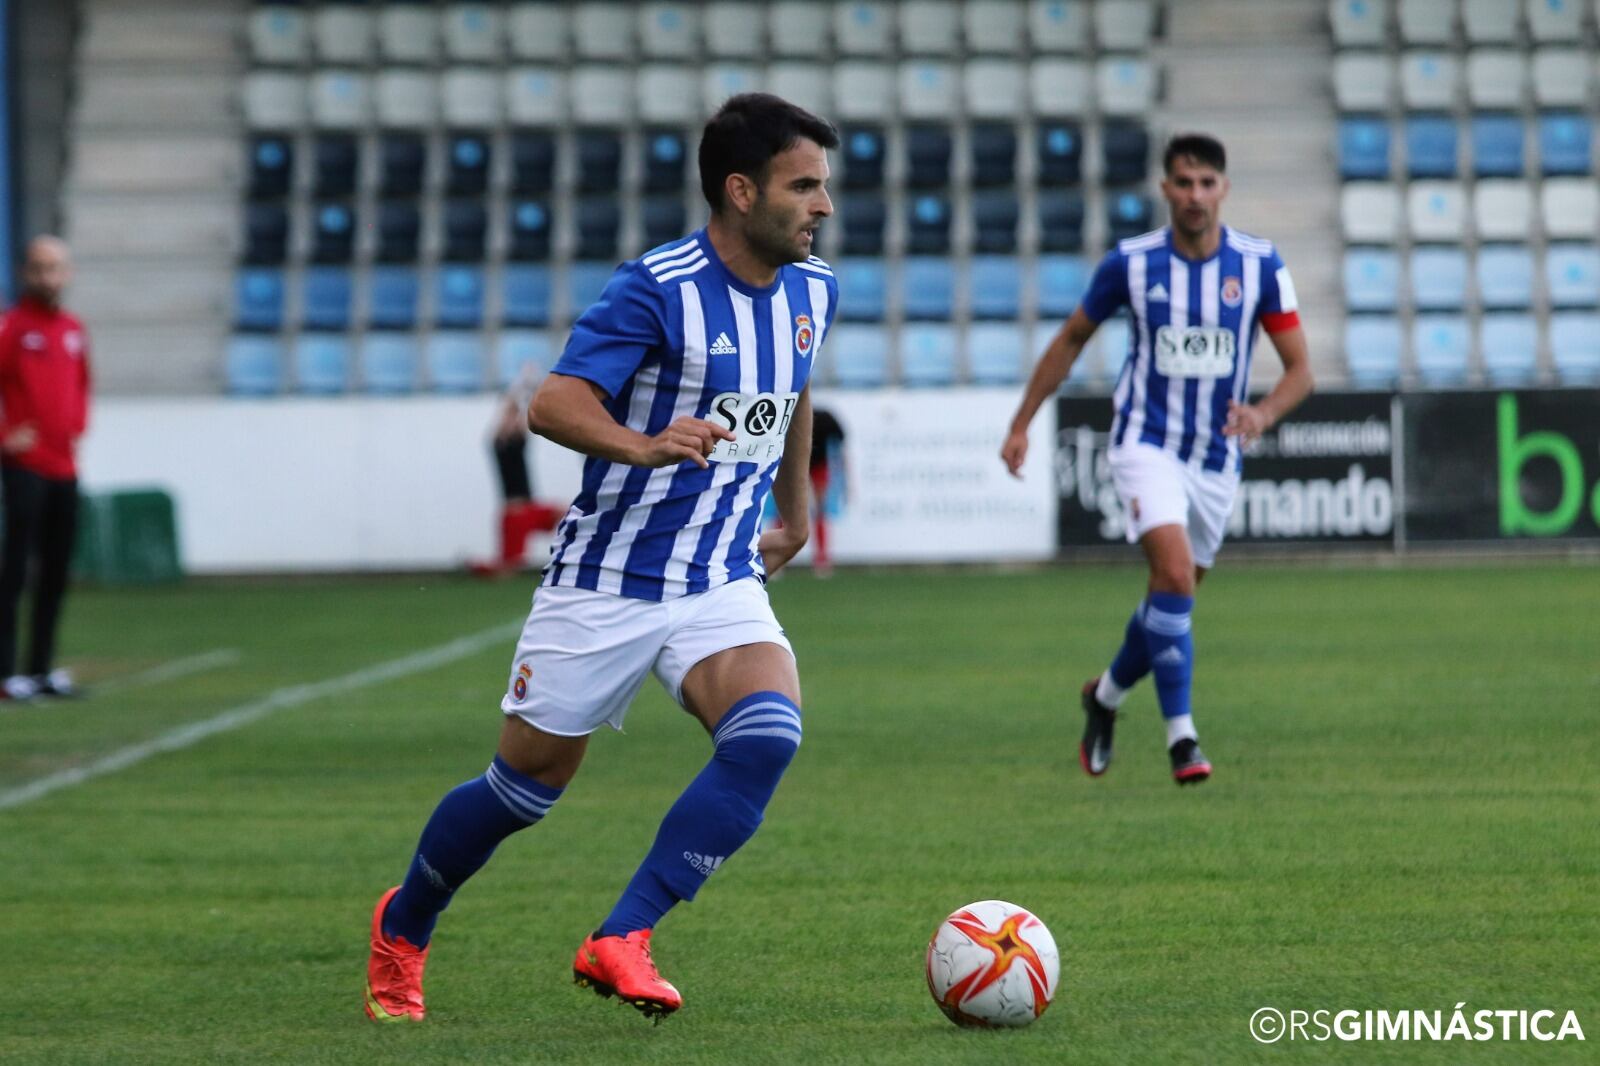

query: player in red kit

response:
[0,236,91,701]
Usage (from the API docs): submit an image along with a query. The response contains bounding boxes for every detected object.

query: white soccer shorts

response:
[500,577,793,737]
[1107,442,1240,568]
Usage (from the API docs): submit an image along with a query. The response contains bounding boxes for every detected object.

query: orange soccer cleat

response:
[364,886,430,1022]
[572,929,683,1020]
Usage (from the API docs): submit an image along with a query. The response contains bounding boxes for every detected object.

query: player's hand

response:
[758,523,808,576]
[1000,428,1029,479]
[636,417,735,469]
[1,423,37,454]
[1222,401,1269,446]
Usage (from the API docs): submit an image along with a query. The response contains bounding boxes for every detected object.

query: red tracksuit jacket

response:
[0,295,91,480]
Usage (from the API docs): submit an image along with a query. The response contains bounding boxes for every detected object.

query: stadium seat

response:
[508,2,569,60]
[1405,181,1466,241]
[1038,192,1087,252]
[833,63,895,121]
[1548,312,1600,383]
[905,126,953,188]
[965,0,1026,53]
[1344,315,1404,387]
[1526,0,1583,41]
[1463,0,1519,42]
[768,63,833,116]
[970,256,1022,320]
[703,64,761,113]
[568,261,615,315]
[361,333,418,394]
[839,195,887,255]
[435,266,484,329]
[1398,0,1453,42]
[510,132,557,193]
[444,3,503,62]
[375,71,438,129]
[426,332,485,392]
[576,130,623,193]
[964,60,1025,120]
[1465,50,1525,109]
[575,198,621,260]
[903,258,955,321]
[248,6,308,65]
[1029,59,1092,117]
[900,61,959,120]
[443,69,502,128]
[841,127,886,189]
[293,334,351,394]
[905,194,952,255]
[1473,179,1533,240]
[1544,244,1600,307]
[1096,57,1157,117]
[503,264,553,326]
[1531,48,1590,107]
[971,124,1018,187]
[833,258,886,322]
[830,325,890,388]
[1475,244,1535,308]
[1342,248,1400,312]
[234,268,284,332]
[1478,314,1540,384]
[225,334,283,395]
[899,325,958,387]
[310,71,371,129]
[1541,178,1600,238]
[446,133,491,196]
[1028,0,1090,52]
[247,136,293,200]
[1107,190,1154,242]
[572,66,634,125]
[243,203,288,265]
[378,135,426,198]
[1332,53,1393,112]
[967,322,1026,384]
[311,202,356,264]
[443,200,488,263]
[638,2,698,58]
[900,1,960,55]
[1412,314,1472,385]
[641,196,686,251]
[1101,121,1149,186]
[1470,114,1525,177]
[707,0,766,56]
[378,4,438,64]
[313,5,373,63]
[1409,246,1468,309]
[369,267,420,330]
[506,67,566,126]
[313,135,358,198]
[1338,117,1392,179]
[508,200,552,261]
[835,1,893,55]
[497,330,555,388]
[302,267,352,331]
[972,192,1020,253]
[638,66,697,125]
[1037,254,1089,319]
[376,200,421,263]
[1538,112,1592,176]
[1036,121,1084,185]
[1399,52,1458,110]
[1405,115,1458,178]
[1095,0,1156,49]
[1329,0,1389,46]
[243,72,306,130]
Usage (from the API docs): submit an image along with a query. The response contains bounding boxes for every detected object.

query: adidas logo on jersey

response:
[1146,283,1169,303]
[709,332,738,355]
[683,851,725,877]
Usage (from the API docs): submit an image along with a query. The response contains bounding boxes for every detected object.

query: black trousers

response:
[493,435,532,502]
[0,464,78,678]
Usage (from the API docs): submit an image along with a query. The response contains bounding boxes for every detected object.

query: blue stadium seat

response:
[379,133,426,196]
[503,264,553,327]
[1549,313,1600,383]
[1338,117,1392,180]
[509,199,551,261]
[302,267,352,330]
[1036,121,1084,185]
[1037,190,1086,252]
[313,134,359,197]
[1100,120,1149,185]
[435,266,484,328]
[1478,314,1540,385]
[899,325,957,387]
[905,125,953,188]
[247,135,293,199]
[224,335,283,395]
[1476,244,1535,308]
[361,332,417,394]
[234,268,284,331]
[1545,244,1600,307]
[971,191,1019,253]
[576,129,623,192]
[376,200,421,263]
[1037,254,1089,319]
[447,132,491,195]
[426,332,484,392]
[369,266,419,329]
[905,193,952,255]
[310,202,355,263]
[830,325,890,388]
[293,334,350,394]
[243,203,288,265]
[568,261,615,316]
[1412,314,1472,385]
[967,322,1025,385]
[841,126,886,188]
[1405,115,1458,178]
[575,197,621,260]
[833,258,886,322]
[642,129,688,192]
[1342,248,1399,312]
[510,131,557,193]
[1471,114,1525,177]
[641,196,686,252]
[839,194,886,255]
[970,256,1021,320]
[1539,112,1593,175]
[1409,246,1468,309]
[902,257,955,321]
[443,199,488,262]
[1344,315,1404,388]
[970,123,1017,187]
[1107,190,1154,242]
[497,330,555,388]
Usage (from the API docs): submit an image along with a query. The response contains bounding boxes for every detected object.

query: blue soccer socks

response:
[383,755,563,948]
[1098,600,1152,708]
[1144,591,1195,727]
[598,691,802,938]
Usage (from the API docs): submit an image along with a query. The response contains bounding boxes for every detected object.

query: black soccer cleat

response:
[1169,738,1212,785]
[1078,679,1116,777]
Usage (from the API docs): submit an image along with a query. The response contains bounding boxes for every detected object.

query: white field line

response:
[119,648,244,689]
[0,620,520,812]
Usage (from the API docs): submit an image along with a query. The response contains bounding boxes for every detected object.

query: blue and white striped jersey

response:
[1080,225,1301,474]
[544,229,837,602]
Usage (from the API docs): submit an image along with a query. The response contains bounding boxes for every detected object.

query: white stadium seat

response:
[375,70,439,129]
[1531,48,1591,107]
[1397,0,1454,44]
[1030,58,1093,117]
[1029,0,1091,52]
[571,66,634,125]
[1541,178,1600,239]
[1341,182,1402,243]
[508,3,569,61]
[505,67,566,127]
[313,5,373,64]
[706,1,766,56]
[1399,51,1459,109]
[1094,0,1156,51]
[1465,50,1526,109]
[1329,0,1390,46]
[639,2,699,59]
[768,63,833,117]
[898,61,958,120]
[1525,0,1584,42]
[899,1,960,54]
[834,1,894,55]
[1473,180,1534,241]
[703,64,761,114]
[832,62,895,121]
[1406,181,1467,241]
[1096,56,1156,115]
[442,68,502,127]
[768,2,822,57]
[573,2,633,59]
[248,6,308,65]
[242,72,306,129]
[637,65,698,125]
[1333,52,1394,111]
[964,59,1026,120]
[310,70,371,130]
[378,5,438,64]
[1462,0,1520,42]
[964,0,1026,54]
[442,3,504,62]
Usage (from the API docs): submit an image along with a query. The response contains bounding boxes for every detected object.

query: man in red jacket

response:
[0,236,90,700]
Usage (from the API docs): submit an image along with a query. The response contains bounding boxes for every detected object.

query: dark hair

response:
[698,93,839,211]
[1163,133,1227,175]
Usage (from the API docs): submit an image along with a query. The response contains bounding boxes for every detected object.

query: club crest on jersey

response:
[512,662,531,702]
[794,314,813,357]
[1221,276,1243,307]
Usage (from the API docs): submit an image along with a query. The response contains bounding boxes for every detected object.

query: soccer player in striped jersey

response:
[365,95,838,1023]
[1001,133,1313,786]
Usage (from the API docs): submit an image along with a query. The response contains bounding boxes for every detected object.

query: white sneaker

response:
[2,674,40,701]
[35,668,78,697]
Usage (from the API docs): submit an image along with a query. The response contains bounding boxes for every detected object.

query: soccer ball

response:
[925,900,1060,1028]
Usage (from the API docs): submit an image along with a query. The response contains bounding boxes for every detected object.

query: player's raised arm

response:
[758,384,813,575]
[528,373,733,469]
[1000,307,1100,478]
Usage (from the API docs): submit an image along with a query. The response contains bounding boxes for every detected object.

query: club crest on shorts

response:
[513,662,531,702]
[794,314,813,357]
[1221,276,1243,307]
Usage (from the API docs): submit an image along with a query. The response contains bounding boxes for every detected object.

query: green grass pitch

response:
[1,562,1596,1064]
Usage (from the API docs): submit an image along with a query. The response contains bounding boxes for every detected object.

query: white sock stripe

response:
[485,773,547,823]
[716,724,804,747]
[486,764,555,822]
[715,714,802,744]
[1143,607,1192,635]
[713,701,800,740]
[486,763,556,812]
